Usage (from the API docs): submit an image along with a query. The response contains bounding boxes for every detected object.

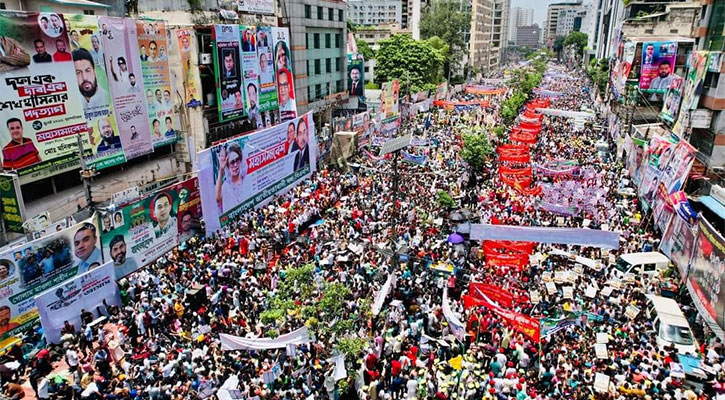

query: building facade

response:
[516,24,541,48]
[348,0,402,26]
[508,6,534,44]
[544,1,581,44]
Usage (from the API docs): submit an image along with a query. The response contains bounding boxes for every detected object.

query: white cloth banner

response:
[469,224,620,249]
[442,287,466,341]
[328,354,348,381]
[548,249,602,270]
[372,272,396,316]
[535,108,596,120]
[219,326,312,350]
[35,262,121,344]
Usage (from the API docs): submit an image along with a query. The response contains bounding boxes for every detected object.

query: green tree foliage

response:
[420,0,471,76]
[437,190,456,210]
[460,132,494,171]
[564,31,588,56]
[587,57,609,97]
[356,38,375,61]
[553,37,565,57]
[375,34,445,92]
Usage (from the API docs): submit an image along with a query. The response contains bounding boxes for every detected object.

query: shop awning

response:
[698,196,725,220]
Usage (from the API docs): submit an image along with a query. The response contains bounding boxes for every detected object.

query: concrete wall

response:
[23,0,109,14]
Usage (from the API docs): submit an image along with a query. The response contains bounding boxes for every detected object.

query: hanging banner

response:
[611,41,635,99]
[639,135,677,205]
[67,15,126,170]
[240,25,262,127]
[462,294,540,342]
[660,140,697,194]
[255,26,277,114]
[639,41,678,93]
[0,173,25,233]
[348,57,365,98]
[175,28,202,108]
[0,11,88,183]
[689,216,725,332]
[470,224,620,249]
[674,51,711,136]
[660,212,696,276]
[199,112,317,235]
[35,261,120,344]
[272,27,297,122]
[99,16,154,160]
[469,282,514,308]
[0,217,100,340]
[380,80,400,120]
[214,24,245,122]
[239,0,275,15]
[136,19,177,148]
[100,177,201,279]
[660,74,684,123]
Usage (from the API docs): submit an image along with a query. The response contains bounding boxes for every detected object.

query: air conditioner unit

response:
[199,53,213,65]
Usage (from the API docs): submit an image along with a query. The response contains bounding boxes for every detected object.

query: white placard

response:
[530,291,540,304]
[593,373,610,393]
[563,286,574,299]
[546,282,557,295]
[585,286,597,298]
[625,304,640,319]
[596,332,609,344]
[594,343,608,359]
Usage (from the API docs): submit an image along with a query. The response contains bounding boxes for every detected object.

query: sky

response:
[511,0,553,27]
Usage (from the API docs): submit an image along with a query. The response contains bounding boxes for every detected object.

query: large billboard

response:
[213,24,245,122]
[0,11,88,183]
[256,26,278,114]
[67,15,126,170]
[136,19,177,148]
[690,217,725,332]
[272,27,297,122]
[0,217,100,340]
[175,28,202,108]
[99,16,154,160]
[35,261,119,344]
[673,51,711,136]
[380,80,400,120]
[660,139,697,194]
[199,112,317,235]
[241,25,262,127]
[639,41,678,94]
[100,177,201,280]
[348,57,365,98]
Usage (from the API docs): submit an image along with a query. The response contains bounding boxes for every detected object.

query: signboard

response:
[100,178,201,279]
[136,19,177,148]
[0,173,24,233]
[99,16,154,160]
[379,134,411,156]
[240,25,262,127]
[0,217,100,340]
[111,186,139,205]
[213,24,245,122]
[0,11,89,184]
[67,14,126,170]
[175,28,202,108]
[272,27,297,122]
[239,0,275,15]
[256,26,278,114]
[35,261,120,344]
[639,41,678,93]
[198,112,317,235]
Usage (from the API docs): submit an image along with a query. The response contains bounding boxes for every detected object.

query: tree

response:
[356,38,375,61]
[460,132,494,171]
[553,37,565,58]
[375,34,445,92]
[564,31,588,56]
[420,0,471,77]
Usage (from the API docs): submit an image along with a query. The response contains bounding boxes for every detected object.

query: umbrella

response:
[449,212,465,222]
[447,233,464,244]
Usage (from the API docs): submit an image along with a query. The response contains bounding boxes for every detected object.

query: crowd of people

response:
[2,60,724,400]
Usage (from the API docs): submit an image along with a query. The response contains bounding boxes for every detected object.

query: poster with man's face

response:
[347,58,364,98]
[639,41,678,93]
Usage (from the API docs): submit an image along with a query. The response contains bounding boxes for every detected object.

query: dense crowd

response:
[3,61,724,400]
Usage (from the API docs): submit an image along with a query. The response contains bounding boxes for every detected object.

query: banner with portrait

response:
[639,41,677,93]
[659,139,696,195]
[660,74,684,123]
[99,17,154,160]
[100,177,201,280]
[661,214,696,276]
[0,11,88,184]
[136,19,177,148]
[213,24,244,122]
[347,57,364,99]
[611,41,635,99]
[174,28,202,108]
[689,216,725,332]
[240,25,262,128]
[0,216,100,340]
[674,51,711,135]
[198,112,317,235]
[638,135,677,206]
[380,80,400,120]
[272,27,296,122]
[255,26,277,114]
[67,15,126,170]
[35,261,120,344]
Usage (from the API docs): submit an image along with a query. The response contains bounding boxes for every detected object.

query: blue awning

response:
[698,196,725,220]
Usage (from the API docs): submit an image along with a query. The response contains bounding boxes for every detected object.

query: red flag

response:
[462,295,540,342]
[469,282,514,308]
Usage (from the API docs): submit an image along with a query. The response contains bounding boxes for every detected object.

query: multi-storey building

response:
[508,6,534,43]
[348,0,402,26]
[544,1,582,44]
[516,23,541,48]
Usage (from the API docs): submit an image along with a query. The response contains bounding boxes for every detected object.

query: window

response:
[335,58,342,72]
[305,4,311,18]
[325,33,331,48]
[329,8,334,20]
[316,84,322,99]
[306,33,309,49]
[308,86,312,102]
[335,33,341,48]
[339,9,344,21]
[313,33,320,49]
[0,3,7,9]
[337,80,343,93]
[307,60,311,74]
[315,59,321,74]
[326,58,331,73]
[317,6,323,19]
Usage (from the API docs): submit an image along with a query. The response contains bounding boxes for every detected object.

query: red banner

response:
[510,130,538,144]
[469,282,514,308]
[500,173,532,188]
[462,295,540,342]
[499,153,531,163]
[483,240,535,255]
[522,110,542,120]
[499,165,532,176]
[485,253,529,269]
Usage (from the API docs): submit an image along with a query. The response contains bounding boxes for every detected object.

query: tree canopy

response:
[355,38,375,61]
[420,0,471,77]
[564,31,588,56]
[375,33,445,93]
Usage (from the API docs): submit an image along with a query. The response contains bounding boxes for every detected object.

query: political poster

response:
[660,74,684,123]
[136,19,177,148]
[638,135,677,206]
[175,28,202,108]
[348,57,365,98]
[239,0,275,14]
[214,24,245,122]
[673,51,711,136]
[99,177,201,280]
[240,25,262,128]
[199,112,317,235]
[35,261,120,344]
[661,214,696,276]
[272,27,297,122]
[639,41,678,93]
[0,173,24,233]
[660,139,697,194]
[611,41,636,99]
[380,80,400,120]
[689,216,725,331]
[0,11,88,184]
[0,217,100,340]
[99,17,154,160]
[67,15,126,170]
[256,26,278,114]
